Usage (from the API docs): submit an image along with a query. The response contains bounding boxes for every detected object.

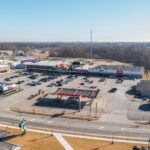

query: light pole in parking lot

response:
[79,96,81,112]
[89,99,92,118]
[95,102,97,118]
[111,132,114,144]
[90,29,93,60]
[148,137,150,149]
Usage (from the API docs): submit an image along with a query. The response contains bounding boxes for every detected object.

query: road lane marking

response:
[0,123,149,144]
[47,121,53,124]
[29,119,35,121]
[99,126,104,130]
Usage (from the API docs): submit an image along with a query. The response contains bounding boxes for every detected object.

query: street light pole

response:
[95,102,97,118]
[90,29,93,60]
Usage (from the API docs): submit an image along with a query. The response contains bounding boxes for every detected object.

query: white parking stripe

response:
[121,128,125,131]
[29,119,35,121]
[47,121,53,124]
[99,126,104,130]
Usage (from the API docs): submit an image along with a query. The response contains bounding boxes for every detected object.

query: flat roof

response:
[0,82,15,86]
[26,60,71,66]
[138,80,150,84]
[0,65,8,68]
[75,64,144,72]
[53,88,100,99]
[15,56,33,61]
[99,65,144,72]
[75,65,94,70]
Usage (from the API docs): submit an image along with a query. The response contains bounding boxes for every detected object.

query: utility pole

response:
[89,99,92,118]
[95,102,97,118]
[148,137,150,150]
[90,29,93,60]
[112,132,114,144]
[79,96,81,112]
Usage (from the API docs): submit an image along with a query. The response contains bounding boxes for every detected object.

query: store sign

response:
[117,70,123,74]
[99,70,104,72]
[8,86,12,89]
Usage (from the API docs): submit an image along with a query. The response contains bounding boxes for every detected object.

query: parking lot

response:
[0,70,145,121]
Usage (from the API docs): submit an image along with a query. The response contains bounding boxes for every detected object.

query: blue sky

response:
[0,0,150,42]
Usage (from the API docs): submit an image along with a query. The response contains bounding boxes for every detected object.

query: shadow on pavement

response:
[139,103,150,111]
[0,134,20,142]
[126,86,136,96]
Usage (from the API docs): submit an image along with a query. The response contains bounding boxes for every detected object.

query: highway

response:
[0,113,150,140]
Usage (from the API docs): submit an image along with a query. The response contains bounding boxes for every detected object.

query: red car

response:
[89,80,93,83]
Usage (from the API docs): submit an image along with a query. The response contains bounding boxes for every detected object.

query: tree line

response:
[0,42,150,70]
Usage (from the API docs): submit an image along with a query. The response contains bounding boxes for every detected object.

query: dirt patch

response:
[133,120,150,125]
[93,59,129,66]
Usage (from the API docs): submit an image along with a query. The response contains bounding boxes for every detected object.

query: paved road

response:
[0,112,150,139]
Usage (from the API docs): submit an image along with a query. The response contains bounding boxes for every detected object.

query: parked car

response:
[89,80,93,83]
[47,82,56,87]
[5,78,11,81]
[40,77,48,82]
[85,79,89,82]
[47,83,53,87]
[56,81,61,84]
[16,80,24,84]
[109,88,117,92]
[16,81,22,84]
[59,79,64,83]
[99,78,105,82]
[80,83,84,85]
[64,81,68,84]
[29,75,37,79]
[36,81,41,85]
[14,75,19,78]
[23,72,29,76]
[116,79,123,83]
[29,81,36,86]
[10,76,15,79]
[56,83,62,86]
[90,86,96,89]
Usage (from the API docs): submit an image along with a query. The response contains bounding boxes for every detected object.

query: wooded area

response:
[0,42,150,70]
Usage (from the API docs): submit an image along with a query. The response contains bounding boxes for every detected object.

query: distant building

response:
[14,56,34,63]
[74,65,144,78]
[26,61,71,72]
[0,82,16,94]
[9,61,26,69]
[136,80,150,97]
[0,50,13,56]
[0,59,9,65]
[26,59,144,79]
